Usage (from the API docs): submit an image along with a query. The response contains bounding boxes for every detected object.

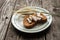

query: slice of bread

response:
[40,13,47,22]
[23,15,36,28]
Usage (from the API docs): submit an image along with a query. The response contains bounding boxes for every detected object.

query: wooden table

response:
[0,0,60,40]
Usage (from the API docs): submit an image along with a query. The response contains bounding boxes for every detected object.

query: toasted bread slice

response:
[40,13,47,22]
[23,15,36,28]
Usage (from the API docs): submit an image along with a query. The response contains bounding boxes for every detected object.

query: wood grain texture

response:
[0,0,6,8]
[5,0,45,40]
[53,0,60,8]
[0,0,16,40]
[0,0,60,40]
[42,0,60,40]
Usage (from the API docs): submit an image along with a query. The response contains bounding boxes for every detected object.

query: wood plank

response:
[53,0,60,8]
[14,0,42,10]
[52,16,60,40]
[5,22,19,40]
[0,0,16,40]
[0,0,6,8]
[42,0,60,40]
[5,0,46,40]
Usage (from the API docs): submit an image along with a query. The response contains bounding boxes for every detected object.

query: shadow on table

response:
[12,24,51,39]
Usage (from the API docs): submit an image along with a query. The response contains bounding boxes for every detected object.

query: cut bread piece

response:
[36,13,47,23]
[40,13,47,22]
[23,15,36,28]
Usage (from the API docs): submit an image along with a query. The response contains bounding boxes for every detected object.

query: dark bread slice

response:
[23,15,36,29]
[40,13,47,22]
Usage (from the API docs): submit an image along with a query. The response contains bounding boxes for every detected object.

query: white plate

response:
[11,6,52,33]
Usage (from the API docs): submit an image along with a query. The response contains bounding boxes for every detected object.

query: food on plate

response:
[17,7,47,29]
[23,13,47,28]
[23,14,36,28]
[40,13,47,23]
